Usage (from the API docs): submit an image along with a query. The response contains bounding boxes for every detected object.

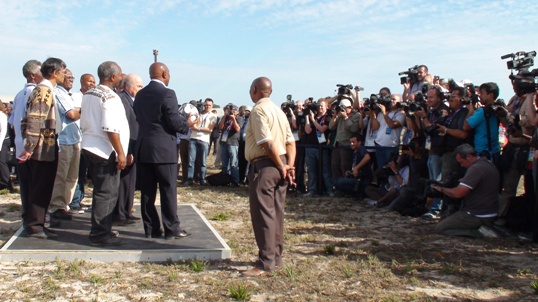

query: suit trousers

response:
[138,162,181,236]
[25,156,58,234]
[83,150,119,241]
[115,162,136,221]
[248,157,287,272]
[50,143,80,212]
[238,140,247,183]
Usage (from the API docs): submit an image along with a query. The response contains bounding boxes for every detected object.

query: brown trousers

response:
[248,157,287,272]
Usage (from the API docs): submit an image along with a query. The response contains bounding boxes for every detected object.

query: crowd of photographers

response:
[279,53,538,239]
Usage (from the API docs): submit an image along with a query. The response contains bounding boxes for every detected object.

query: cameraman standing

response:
[402,65,431,102]
[329,95,361,179]
[495,82,536,224]
[304,99,333,197]
[218,104,242,186]
[415,86,450,220]
[371,93,406,170]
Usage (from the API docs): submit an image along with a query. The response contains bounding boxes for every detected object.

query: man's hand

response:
[414,107,426,119]
[116,153,127,170]
[338,110,348,119]
[17,151,32,163]
[387,161,398,174]
[403,82,410,90]
[378,103,386,115]
[126,154,134,166]
[352,166,359,177]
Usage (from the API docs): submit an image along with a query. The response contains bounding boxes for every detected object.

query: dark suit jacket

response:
[133,80,188,164]
[119,91,139,154]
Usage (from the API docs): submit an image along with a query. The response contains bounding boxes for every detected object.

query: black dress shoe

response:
[51,209,73,220]
[113,219,136,226]
[165,230,191,240]
[89,236,123,246]
[145,230,163,238]
[28,229,59,240]
[128,215,141,221]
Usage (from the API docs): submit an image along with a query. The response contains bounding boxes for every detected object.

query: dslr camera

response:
[303,102,320,117]
[366,94,392,111]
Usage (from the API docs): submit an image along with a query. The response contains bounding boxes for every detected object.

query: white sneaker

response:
[477,225,498,238]
[363,198,377,206]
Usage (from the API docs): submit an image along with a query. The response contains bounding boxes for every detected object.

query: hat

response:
[245,106,252,112]
[231,105,238,111]
[340,99,352,108]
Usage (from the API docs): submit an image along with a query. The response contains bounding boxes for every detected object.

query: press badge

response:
[293,130,299,141]
[385,127,392,135]
[425,135,431,150]
[221,131,229,143]
[317,131,326,144]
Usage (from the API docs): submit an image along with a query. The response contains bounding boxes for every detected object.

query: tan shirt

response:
[507,93,536,145]
[245,98,294,161]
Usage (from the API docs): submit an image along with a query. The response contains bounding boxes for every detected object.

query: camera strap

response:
[483,107,499,153]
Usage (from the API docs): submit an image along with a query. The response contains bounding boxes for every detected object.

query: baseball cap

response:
[340,99,352,107]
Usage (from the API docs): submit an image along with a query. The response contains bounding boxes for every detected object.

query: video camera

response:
[364,93,392,111]
[303,102,320,117]
[399,65,419,85]
[422,173,459,199]
[502,50,538,95]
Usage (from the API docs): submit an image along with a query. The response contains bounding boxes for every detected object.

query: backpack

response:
[206,171,233,186]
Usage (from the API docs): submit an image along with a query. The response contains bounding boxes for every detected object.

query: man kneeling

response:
[431,144,499,238]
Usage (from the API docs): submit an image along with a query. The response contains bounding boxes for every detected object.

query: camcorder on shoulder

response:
[502,50,538,95]
[399,65,419,85]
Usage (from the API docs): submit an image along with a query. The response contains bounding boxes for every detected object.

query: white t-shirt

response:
[189,112,216,143]
[80,85,129,160]
[374,111,406,147]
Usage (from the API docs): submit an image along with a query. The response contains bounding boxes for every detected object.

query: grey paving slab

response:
[0,204,231,262]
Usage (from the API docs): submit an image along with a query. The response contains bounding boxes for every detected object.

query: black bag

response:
[206,171,233,186]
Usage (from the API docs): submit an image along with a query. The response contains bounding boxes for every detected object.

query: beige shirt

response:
[245,98,294,161]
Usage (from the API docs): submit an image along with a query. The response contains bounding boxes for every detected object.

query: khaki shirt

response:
[245,98,294,161]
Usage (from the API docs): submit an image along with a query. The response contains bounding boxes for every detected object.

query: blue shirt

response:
[466,107,500,154]
[55,86,81,145]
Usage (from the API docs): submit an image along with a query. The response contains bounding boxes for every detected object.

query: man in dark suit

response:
[114,74,143,225]
[134,62,194,239]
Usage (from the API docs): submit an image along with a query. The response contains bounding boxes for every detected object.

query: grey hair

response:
[454,144,477,158]
[22,60,42,78]
[97,61,120,81]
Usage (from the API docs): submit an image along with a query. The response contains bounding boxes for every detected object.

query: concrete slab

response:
[0,204,231,262]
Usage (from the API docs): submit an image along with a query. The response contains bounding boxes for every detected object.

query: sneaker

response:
[363,198,377,206]
[477,225,498,238]
[421,212,439,221]
[302,192,315,197]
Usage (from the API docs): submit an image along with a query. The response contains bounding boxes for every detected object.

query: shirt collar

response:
[255,97,270,105]
[151,79,166,87]
[39,79,54,90]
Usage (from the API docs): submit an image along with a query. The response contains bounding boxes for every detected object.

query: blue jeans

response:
[83,150,119,241]
[334,177,369,199]
[427,153,443,214]
[221,143,239,183]
[188,139,209,181]
[305,147,333,194]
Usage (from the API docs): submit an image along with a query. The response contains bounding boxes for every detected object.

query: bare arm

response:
[106,132,126,170]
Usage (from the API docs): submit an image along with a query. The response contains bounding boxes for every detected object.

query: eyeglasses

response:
[66,76,75,80]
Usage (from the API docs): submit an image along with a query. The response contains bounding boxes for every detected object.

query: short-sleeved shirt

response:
[352,145,372,180]
[459,156,499,217]
[374,111,406,147]
[190,111,216,143]
[220,115,243,146]
[81,85,129,160]
[466,107,500,154]
[332,111,361,146]
[55,85,81,145]
[245,98,294,161]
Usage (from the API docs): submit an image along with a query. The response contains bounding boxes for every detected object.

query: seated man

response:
[364,152,410,206]
[333,134,372,199]
[431,144,499,237]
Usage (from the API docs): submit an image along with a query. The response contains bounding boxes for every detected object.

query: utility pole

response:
[153,49,159,62]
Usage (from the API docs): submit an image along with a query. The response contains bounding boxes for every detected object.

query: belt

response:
[250,155,286,165]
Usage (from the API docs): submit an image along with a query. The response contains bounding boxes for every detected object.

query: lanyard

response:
[445,108,462,126]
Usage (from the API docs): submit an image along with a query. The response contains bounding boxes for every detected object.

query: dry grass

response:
[0,160,537,301]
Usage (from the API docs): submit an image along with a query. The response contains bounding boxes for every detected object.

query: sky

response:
[0,0,537,107]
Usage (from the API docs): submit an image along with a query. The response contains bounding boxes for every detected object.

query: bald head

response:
[123,74,143,98]
[149,62,170,86]
[249,77,272,103]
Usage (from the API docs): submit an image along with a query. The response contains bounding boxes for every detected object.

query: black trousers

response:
[0,138,12,190]
[115,162,136,221]
[25,156,58,234]
[138,162,182,236]
[238,140,247,183]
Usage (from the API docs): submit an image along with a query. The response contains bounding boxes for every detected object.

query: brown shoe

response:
[241,267,271,277]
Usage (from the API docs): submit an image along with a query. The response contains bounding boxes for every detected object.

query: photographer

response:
[364,153,409,206]
[414,86,450,220]
[463,82,502,164]
[371,93,406,170]
[304,99,334,197]
[218,104,242,186]
[431,144,500,238]
[329,95,361,179]
[333,134,372,199]
[402,65,431,102]
[495,81,537,224]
